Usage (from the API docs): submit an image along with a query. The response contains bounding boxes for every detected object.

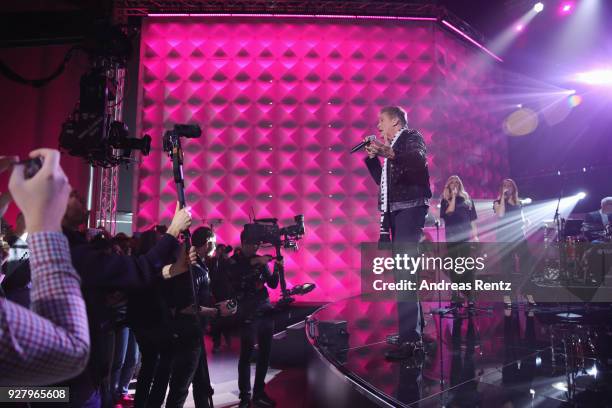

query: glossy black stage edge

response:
[306,298,612,408]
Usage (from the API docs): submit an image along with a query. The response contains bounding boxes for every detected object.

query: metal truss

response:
[114,0,485,46]
[116,0,441,18]
[93,66,126,235]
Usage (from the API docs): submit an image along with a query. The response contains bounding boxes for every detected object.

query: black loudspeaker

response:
[316,320,349,364]
[270,320,311,367]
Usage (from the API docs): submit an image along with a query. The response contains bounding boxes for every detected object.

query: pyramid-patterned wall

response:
[135,17,508,301]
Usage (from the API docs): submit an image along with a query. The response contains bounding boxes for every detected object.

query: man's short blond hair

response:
[380,106,408,128]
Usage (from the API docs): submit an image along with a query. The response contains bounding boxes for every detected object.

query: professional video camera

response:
[241,215,313,306]
[162,124,202,152]
[161,123,202,205]
[59,22,151,167]
[242,215,305,250]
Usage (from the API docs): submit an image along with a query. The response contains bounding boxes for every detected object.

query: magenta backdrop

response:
[0,45,90,225]
[135,17,509,301]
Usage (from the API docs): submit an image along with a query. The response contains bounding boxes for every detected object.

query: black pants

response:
[500,239,535,295]
[238,315,274,399]
[165,318,213,408]
[390,206,427,343]
[211,316,233,347]
[133,328,173,408]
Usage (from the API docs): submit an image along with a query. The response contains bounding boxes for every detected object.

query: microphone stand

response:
[552,176,578,320]
[429,218,458,317]
[553,179,569,286]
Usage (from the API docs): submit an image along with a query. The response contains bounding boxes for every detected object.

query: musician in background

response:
[582,197,612,242]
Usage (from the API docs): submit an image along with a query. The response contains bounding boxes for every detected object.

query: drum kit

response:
[538,219,612,286]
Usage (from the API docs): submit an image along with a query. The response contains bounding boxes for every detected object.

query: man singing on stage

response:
[364,106,432,361]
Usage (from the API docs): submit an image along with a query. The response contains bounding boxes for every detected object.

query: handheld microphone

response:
[350,135,376,154]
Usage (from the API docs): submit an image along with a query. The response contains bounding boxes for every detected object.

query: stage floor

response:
[307,298,612,407]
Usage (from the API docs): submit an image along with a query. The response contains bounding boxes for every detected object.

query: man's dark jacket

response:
[583,210,609,241]
[364,128,432,207]
[49,229,180,408]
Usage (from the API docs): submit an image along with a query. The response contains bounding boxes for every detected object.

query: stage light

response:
[535,356,542,367]
[552,381,568,392]
[534,2,544,13]
[575,69,612,86]
[576,192,586,199]
[521,197,533,205]
[561,3,573,13]
[587,365,598,378]
[515,24,524,32]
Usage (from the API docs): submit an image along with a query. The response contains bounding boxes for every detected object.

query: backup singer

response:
[440,175,479,310]
[364,106,432,361]
[493,178,535,308]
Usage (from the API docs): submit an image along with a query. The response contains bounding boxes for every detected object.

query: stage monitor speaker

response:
[270,320,310,367]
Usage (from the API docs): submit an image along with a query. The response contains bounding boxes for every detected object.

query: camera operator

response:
[53,194,193,408]
[165,226,236,408]
[128,229,174,408]
[232,230,281,408]
[208,242,236,353]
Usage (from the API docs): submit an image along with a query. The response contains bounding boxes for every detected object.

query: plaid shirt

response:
[0,232,89,385]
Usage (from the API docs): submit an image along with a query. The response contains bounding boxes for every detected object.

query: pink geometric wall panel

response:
[135,17,509,302]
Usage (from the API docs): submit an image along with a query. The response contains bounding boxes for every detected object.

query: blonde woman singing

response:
[440,175,479,311]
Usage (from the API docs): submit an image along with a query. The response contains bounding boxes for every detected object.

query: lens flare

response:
[568,94,582,107]
[503,108,539,136]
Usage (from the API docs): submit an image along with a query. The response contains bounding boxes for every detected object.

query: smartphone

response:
[19,157,43,179]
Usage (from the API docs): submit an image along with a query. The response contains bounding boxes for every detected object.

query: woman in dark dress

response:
[440,175,479,310]
[493,178,535,308]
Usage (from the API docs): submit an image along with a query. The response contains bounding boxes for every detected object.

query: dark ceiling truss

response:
[114,0,485,43]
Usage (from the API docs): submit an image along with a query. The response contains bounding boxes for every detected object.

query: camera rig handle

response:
[163,124,214,403]
[274,243,293,305]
